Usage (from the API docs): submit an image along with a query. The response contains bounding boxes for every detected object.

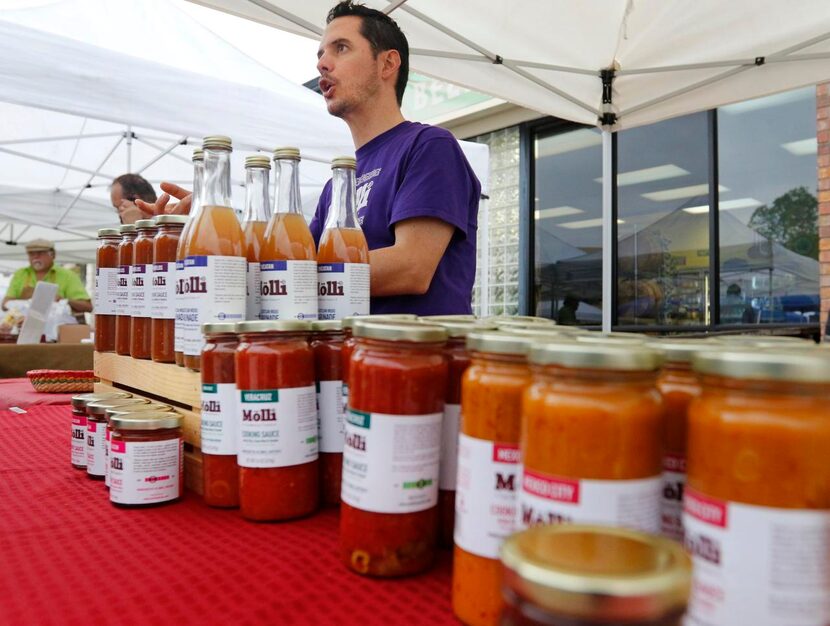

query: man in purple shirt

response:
[313,1,480,315]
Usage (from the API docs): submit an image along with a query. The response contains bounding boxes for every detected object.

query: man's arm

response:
[369,217,455,297]
[68,299,93,313]
[1,271,24,310]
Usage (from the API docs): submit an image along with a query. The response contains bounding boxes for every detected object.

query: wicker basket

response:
[27,369,97,393]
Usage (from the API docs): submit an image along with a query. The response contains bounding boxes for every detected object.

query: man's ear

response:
[381,49,401,81]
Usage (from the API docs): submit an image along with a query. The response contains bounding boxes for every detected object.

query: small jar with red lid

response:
[235,319,318,522]
[129,219,158,359]
[70,391,130,469]
[94,228,121,352]
[341,319,448,577]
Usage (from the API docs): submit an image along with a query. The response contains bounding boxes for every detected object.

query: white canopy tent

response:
[194,0,830,328]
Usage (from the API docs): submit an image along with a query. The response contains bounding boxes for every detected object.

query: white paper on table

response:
[17,282,58,344]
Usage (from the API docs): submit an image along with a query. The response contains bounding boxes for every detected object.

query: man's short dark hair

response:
[327,1,409,105]
[112,173,157,203]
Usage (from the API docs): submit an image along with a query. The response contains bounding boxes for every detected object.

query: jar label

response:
[201,383,238,455]
[454,434,519,558]
[94,267,119,315]
[182,255,246,357]
[85,420,106,477]
[71,415,87,466]
[130,263,150,317]
[661,453,686,541]
[342,409,442,514]
[516,468,661,533]
[237,387,318,468]
[318,380,345,453]
[439,404,461,491]
[109,438,182,505]
[174,259,186,353]
[115,265,130,316]
[246,261,261,321]
[105,427,111,487]
[317,262,370,320]
[684,489,830,626]
[259,259,318,321]
[151,261,177,320]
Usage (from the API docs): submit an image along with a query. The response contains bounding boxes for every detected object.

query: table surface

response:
[0,405,458,626]
[0,377,77,411]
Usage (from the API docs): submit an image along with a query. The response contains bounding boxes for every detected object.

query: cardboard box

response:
[57,324,91,344]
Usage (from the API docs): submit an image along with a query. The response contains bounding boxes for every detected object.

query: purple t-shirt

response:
[310,121,480,316]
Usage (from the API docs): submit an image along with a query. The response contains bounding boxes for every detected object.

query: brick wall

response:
[819,83,830,340]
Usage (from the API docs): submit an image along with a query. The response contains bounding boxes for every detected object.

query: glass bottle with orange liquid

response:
[317,157,369,320]
[94,228,121,352]
[174,148,205,367]
[129,219,157,359]
[179,136,246,371]
[242,155,272,321]
[259,147,317,321]
[115,224,137,356]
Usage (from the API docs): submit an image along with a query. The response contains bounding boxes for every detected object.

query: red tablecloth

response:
[0,377,76,411]
[0,406,457,626]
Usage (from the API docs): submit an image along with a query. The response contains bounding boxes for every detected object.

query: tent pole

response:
[135,137,188,174]
[0,132,122,146]
[55,136,124,228]
[12,224,31,243]
[133,136,192,168]
[602,129,613,332]
[126,126,133,172]
[0,146,117,179]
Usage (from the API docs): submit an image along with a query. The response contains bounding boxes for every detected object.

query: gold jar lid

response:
[118,224,137,234]
[71,391,131,409]
[311,320,343,332]
[134,219,158,230]
[649,338,717,364]
[530,340,663,371]
[341,314,417,330]
[574,331,649,346]
[353,320,447,343]
[273,146,301,161]
[332,156,356,169]
[491,316,557,331]
[245,155,271,169]
[105,403,173,418]
[203,135,232,150]
[419,319,497,338]
[202,322,238,336]
[86,397,150,416]
[502,326,583,340]
[501,525,691,623]
[692,347,830,383]
[97,228,121,238]
[236,320,310,334]
[421,315,479,323]
[712,334,816,350]
[192,148,204,162]
[467,331,532,356]
[110,412,183,431]
[154,214,188,226]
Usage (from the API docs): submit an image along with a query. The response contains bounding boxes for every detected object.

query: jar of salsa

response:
[518,340,664,532]
[500,525,691,626]
[94,228,121,352]
[105,403,175,487]
[110,412,184,507]
[151,215,187,363]
[341,320,448,577]
[235,320,318,521]
[201,322,240,508]
[651,339,712,542]
[86,397,149,481]
[115,224,137,356]
[129,219,157,359]
[453,332,531,626]
[685,348,830,626]
[70,391,130,469]
[311,319,345,506]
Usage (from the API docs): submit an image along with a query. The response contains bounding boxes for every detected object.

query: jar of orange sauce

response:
[685,348,830,626]
[94,228,121,352]
[115,224,137,356]
[151,214,187,363]
[235,320,318,521]
[518,340,664,532]
[452,331,531,626]
[130,219,157,359]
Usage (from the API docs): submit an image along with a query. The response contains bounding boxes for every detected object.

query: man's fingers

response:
[136,194,170,215]
[160,182,191,200]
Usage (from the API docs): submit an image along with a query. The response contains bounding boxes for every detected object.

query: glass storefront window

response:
[718,87,819,325]
[616,112,711,327]
[533,126,603,325]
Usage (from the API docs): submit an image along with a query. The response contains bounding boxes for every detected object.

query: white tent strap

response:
[135,136,189,174]
[502,60,597,115]
[0,131,123,146]
[246,0,323,35]
[0,209,96,240]
[9,224,32,244]
[383,0,408,15]
[0,146,118,180]
[618,51,830,75]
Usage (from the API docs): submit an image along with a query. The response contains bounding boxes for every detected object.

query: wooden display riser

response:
[94,351,204,494]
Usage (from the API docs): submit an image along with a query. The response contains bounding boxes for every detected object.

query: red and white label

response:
[109,438,182,505]
[85,420,106,477]
[439,404,460,491]
[516,468,661,532]
[71,415,87,467]
[105,427,111,487]
[684,488,830,626]
[661,453,686,541]
[454,434,519,559]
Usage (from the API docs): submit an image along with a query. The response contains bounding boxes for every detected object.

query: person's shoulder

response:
[406,122,458,146]
[52,265,81,280]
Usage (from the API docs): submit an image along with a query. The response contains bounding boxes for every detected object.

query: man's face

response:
[28,250,54,273]
[317,16,384,118]
[110,182,125,210]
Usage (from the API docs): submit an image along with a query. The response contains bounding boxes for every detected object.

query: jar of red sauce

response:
[110,412,184,507]
[311,319,345,506]
[86,397,149,481]
[115,224,137,356]
[235,320,318,521]
[500,525,691,626]
[94,228,121,352]
[151,215,188,363]
[341,320,448,577]
[453,332,531,626]
[130,219,157,359]
[200,322,240,508]
[685,348,830,626]
[70,391,130,469]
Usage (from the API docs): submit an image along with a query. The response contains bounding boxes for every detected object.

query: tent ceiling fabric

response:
[193,0,830,129]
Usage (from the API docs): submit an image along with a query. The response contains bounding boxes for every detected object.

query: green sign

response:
[402,73,493,122]
[241,390,278,403]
